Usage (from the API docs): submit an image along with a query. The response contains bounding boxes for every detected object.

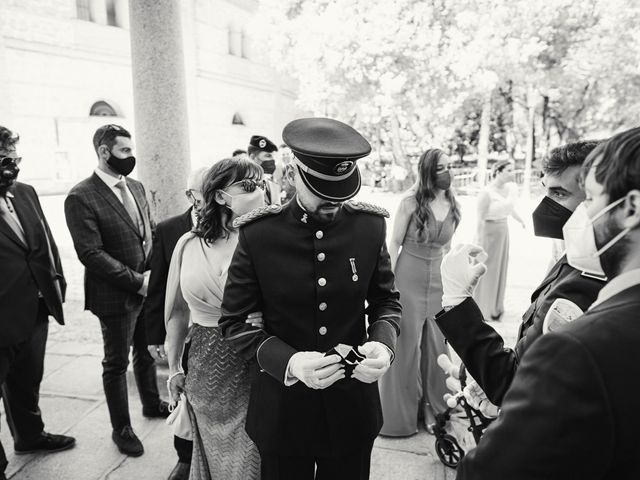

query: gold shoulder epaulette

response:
[344,200,389,218]
[233,204,282,228]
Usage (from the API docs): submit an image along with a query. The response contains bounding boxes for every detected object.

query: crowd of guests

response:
[1,116,640,480]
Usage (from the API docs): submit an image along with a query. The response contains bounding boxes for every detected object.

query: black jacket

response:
[145,208,192,345]
[457,284,640,479]
[0,182,65,347]
[64,173,153,317]
[436,256,605,405]
[220,199,401,456]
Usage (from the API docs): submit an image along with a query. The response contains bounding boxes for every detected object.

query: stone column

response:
[0,32,13,126]
[114,0,129,29]
[129,0,191,222]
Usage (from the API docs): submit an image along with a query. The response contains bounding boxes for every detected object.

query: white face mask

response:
[562,197,629,276]
[221,188,265,217]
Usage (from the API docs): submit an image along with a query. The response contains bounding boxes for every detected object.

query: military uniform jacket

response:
[220,199,401,456]
[64,173,153,317]
[457,284,640,479]
[436,255,605,405]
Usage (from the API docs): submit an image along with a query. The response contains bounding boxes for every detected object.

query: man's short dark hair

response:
[247,145,259,157]
[543,141,602,177]
[585,127,640,201]
[232,149,247,157]
[92,124,131,155]
[0,126,19,153]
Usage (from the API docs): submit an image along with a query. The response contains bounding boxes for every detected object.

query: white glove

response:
[288,351,344,389]
[463,380,499,418]
[441,244,488,308]
[352,341,392,384]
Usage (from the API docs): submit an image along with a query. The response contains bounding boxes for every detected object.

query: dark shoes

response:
[112,425,144,457]
[168,461,191,480]
[143,400,171,419]
[14,432,76,455]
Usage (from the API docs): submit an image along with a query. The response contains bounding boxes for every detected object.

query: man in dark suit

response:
[64,124,168,458]
[248,135,281,204]
[436,141,606,406]
[145,167,207,480]
[447,127,640,479]
[221,118,401,480]
[0,126,75,479]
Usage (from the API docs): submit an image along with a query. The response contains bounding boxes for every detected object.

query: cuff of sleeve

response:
[368,319,398,362]
[257,336,298,384]
[284,357,299,386]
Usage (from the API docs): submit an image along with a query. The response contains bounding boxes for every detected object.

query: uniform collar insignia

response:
[301,213,308,223]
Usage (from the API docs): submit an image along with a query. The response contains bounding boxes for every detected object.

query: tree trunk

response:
[524,87,536,195]
[476,91,492,186]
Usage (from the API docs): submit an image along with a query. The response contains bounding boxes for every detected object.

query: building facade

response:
[0,0,303,191]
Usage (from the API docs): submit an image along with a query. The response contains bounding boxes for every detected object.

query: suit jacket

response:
[64,173,153,317]
[220,199,401,456]
[144,208,192,345]
[457,284,640,479]
[0,182,65,347]
[436,256,605,405]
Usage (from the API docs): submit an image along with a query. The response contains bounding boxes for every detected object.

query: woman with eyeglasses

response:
[165,158,265,479]
[378,148,461,437]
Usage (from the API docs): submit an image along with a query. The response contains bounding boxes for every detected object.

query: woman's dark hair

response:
[413,148,461,239]
[195,157,263,243]
[492,160,511,179]
[0,126,19,153]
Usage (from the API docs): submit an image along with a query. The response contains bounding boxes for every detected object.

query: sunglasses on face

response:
[228,179,266,193]
[0,156,21,167]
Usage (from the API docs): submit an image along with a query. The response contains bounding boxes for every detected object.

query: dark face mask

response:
[434,171,452,191]
[107,151,136,176]
[261,159,276,175]
[0,161,20,189]
[532,196,573,239]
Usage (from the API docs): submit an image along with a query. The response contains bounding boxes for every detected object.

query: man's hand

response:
[441,244,488,308]
[352,341,391,384]
[137,270,151,297]
[288,352,345,389]
[246,311,264,328]
[148,344,166,360]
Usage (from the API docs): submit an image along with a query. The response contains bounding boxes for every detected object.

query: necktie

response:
[115,181,144,236]
[0,196,27,246]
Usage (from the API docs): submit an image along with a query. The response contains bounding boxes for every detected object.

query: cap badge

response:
[334,161,354,175]
[259,139,267,149]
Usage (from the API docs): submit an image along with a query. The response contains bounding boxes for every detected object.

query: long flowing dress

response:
[165,233,260,480]
[473,183,517,320]
[379,199,457,436]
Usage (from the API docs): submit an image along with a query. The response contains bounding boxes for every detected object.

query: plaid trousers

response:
[99,307,160,430]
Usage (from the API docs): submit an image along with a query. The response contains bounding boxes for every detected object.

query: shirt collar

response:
[590,268,640,309]
[5,191,14,198]
[94,167,123,189]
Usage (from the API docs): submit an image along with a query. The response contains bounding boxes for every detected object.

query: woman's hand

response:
[168,372,186,405]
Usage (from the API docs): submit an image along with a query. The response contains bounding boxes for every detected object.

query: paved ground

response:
[2,187,550,479]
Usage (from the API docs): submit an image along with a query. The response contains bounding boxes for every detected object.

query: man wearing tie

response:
[64,124,168,458]
[0,126,75,480]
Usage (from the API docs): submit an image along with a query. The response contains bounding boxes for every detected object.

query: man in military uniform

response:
[220,118,401,480]
[248,135,281,204]
[436,141,606,406]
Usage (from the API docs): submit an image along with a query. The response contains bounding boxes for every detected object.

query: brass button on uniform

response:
[318,278,327,287]
[319,302,327,311]
[319,326,328,335]
[317,253,326,262]
[316,230,324,239]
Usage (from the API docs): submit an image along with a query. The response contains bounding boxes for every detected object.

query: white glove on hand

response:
[352,341,392,384]
[463,380,499,418]
[441,244,488,308]
[288,352,344,389]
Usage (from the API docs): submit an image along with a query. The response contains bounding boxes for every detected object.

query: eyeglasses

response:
[95,124,126,148]
[228,179,266,193]
[0,156,21,167]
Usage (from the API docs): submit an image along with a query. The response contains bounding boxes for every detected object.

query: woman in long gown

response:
[165,158,265,479]
[473,160,525,320]
[379,148,461,436]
